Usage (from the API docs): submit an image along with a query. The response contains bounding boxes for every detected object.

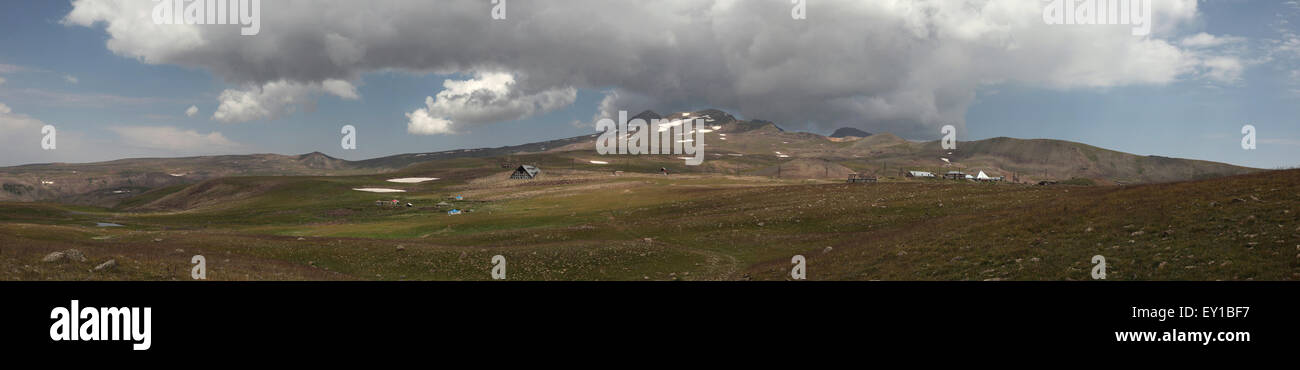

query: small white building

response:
[975,171,1003,182]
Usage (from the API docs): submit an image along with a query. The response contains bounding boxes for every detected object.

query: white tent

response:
[977,171,990,180]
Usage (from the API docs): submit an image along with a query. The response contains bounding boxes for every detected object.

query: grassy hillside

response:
[1,162,1295,281]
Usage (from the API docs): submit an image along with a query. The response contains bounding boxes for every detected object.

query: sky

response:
[1,0,1298,169]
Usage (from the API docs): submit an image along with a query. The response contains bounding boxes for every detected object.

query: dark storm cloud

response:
[66,0,1227,137]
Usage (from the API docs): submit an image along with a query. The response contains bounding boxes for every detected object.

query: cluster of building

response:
[905,170,1004,182]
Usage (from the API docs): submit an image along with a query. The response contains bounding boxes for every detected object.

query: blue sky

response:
[1,0,1298,169]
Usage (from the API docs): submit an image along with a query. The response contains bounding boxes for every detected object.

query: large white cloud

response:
[406,72,576,135]
[406,106,456,135]
[212,79,358,123]
[62,0,205,65]
[64,0,1246,137]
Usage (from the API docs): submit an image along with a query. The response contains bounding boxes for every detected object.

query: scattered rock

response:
[822,246,833,253]
[896,250,908,256]
[174,248,184,253]
[1220,261,1232,267]
[1157,261,1168,270]
[41,252,67,263]
[296,237,306,241]
[93,259,117,272]
[63,249,87,263]
[396,245,406,251]
[1084,227,1093,233]
[1130,230,1145,236]
[1030,257,1041,263]
[153,238,163,242]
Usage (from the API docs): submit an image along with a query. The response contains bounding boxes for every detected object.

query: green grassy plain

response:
[2,159,1296,281]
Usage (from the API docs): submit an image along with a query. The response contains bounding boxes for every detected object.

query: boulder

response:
[63,249,88,262]
[94,259,117,272]
[41,252,67,263]
[41,249,87,263]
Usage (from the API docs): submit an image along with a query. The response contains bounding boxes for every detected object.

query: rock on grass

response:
[94,259,117,272]
[41,252,66,263]
[40,249,88,263]
[63,249,87,262]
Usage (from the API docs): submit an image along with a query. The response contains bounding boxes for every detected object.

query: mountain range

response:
[0,109,1257,206]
